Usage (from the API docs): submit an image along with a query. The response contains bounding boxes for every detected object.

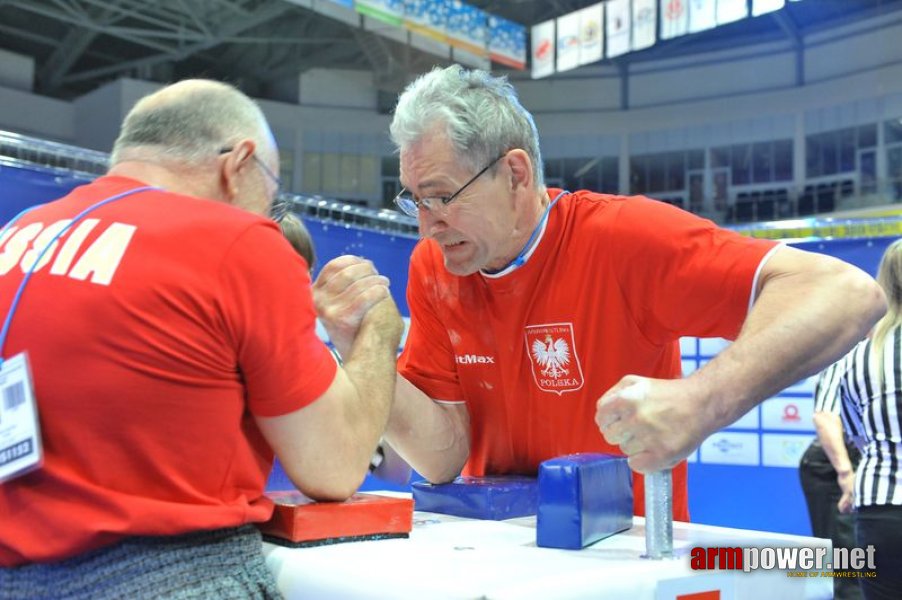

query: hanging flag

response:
[752,0,785,16]
[489,15,526,70]
[606,0,630,58]
[631,0,657,51]
[446,1,487,56]
[403,0,448,43]
[556,11,581,73]
[578,3,604,66]
[531,19,556,79]
[688,0,716,33]
[661,0,689,40]
[716,0,748,25]
[355,0,404,26]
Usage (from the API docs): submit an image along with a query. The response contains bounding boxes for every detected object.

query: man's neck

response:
[107,161,218,201]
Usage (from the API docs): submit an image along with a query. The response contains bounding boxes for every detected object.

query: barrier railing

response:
[731,215,902,241]
[0,130,419,238]
[0,130,108,178]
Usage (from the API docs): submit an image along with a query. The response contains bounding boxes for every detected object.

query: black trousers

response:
[799,439,862,600]
[855,505,902,600]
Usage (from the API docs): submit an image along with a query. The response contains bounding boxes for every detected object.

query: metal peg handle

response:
[644,469,673,559]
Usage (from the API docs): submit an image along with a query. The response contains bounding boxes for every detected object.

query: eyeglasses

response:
[393,154,505,218]
[220,146,284,220]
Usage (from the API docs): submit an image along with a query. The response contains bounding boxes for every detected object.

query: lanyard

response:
[0,186,157,364]
[484,189,567,275]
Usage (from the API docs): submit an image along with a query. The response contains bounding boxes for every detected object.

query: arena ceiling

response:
[0,0,900,103]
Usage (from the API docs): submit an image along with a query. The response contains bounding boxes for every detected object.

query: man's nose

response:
[419,208,446,238]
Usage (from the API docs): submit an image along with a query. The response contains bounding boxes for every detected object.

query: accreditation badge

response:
[0,352,43,482]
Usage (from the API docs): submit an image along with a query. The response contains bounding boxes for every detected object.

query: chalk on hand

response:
[536,453,633,549]
[618,378,649,401]
[258,491,414,548]
[411,476,538,520]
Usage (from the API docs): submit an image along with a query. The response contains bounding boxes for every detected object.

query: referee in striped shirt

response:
[801,360,862,600]
[828,238,902,600]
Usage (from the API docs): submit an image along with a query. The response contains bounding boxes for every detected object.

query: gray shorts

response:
[0,524,282,599]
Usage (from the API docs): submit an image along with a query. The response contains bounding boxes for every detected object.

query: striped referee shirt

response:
[813,361,842,415]
[828,325,902,508]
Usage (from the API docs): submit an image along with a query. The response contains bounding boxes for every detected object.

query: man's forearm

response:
[339,309,402,474]
[383,375,470,483]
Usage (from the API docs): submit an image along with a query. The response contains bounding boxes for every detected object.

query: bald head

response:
[110,79,275,168]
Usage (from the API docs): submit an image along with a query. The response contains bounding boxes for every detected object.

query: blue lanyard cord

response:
[0,186,157,364]
[486,189,568,274]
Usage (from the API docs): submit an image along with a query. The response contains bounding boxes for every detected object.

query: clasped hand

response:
[313,255,399,358]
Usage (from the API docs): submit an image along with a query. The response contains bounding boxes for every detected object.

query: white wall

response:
[298,68,378,109]
[0,86,73,142]
[0,48,33,92]
[72,79,161,152]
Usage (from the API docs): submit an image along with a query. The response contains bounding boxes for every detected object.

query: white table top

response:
[264,501,832,600]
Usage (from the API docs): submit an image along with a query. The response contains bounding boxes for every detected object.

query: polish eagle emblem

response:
[531,335,571,379]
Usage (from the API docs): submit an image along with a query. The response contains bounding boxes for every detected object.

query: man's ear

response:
[505,149,534,193]
[219,139,257,203]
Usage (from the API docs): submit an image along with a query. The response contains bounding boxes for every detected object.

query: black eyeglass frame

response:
[393,153,505,218]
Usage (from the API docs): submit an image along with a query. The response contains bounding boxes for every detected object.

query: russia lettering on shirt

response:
[0,219,136,286]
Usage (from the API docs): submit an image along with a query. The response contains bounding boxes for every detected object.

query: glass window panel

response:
[649,153,667,192]
[359,155,379,195]
[839,128,856,172]
[752,141,773,183]
[381,155,399,177]
[382,179,400,207]
[602,157,619,192]
[860,149,877,195]
[774,139,793,181]
[711,146,730,169]
[339,154,360,194]
[302,152,322,194]
[731,144,751,185]
[859,124,877,148]
[822,132,838,175]
[666,152,685,191]
[630,157,648,194]
[577,157,603,190]
[884,119,902,144]
[688,149,704,170]
[688,172,704,213]
[562,158,586,192]
[887,147,902,200]
[279,150,294,192]
[806,136,821,178]
[321,153,340,193]
[544,157,562,179]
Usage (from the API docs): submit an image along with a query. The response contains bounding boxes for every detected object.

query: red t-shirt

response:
[0,176,337,566]
[399,190,779,521]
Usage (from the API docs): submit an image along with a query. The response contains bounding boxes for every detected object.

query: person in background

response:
[830,239,902,599]
[799,361,862,600]
[0,79,403,599]
[279,211,317,272]
[314,64,885,521]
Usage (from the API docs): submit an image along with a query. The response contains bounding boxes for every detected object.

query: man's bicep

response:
[752,243,840,298]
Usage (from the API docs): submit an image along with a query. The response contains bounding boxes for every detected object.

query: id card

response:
[0,352,42,482]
